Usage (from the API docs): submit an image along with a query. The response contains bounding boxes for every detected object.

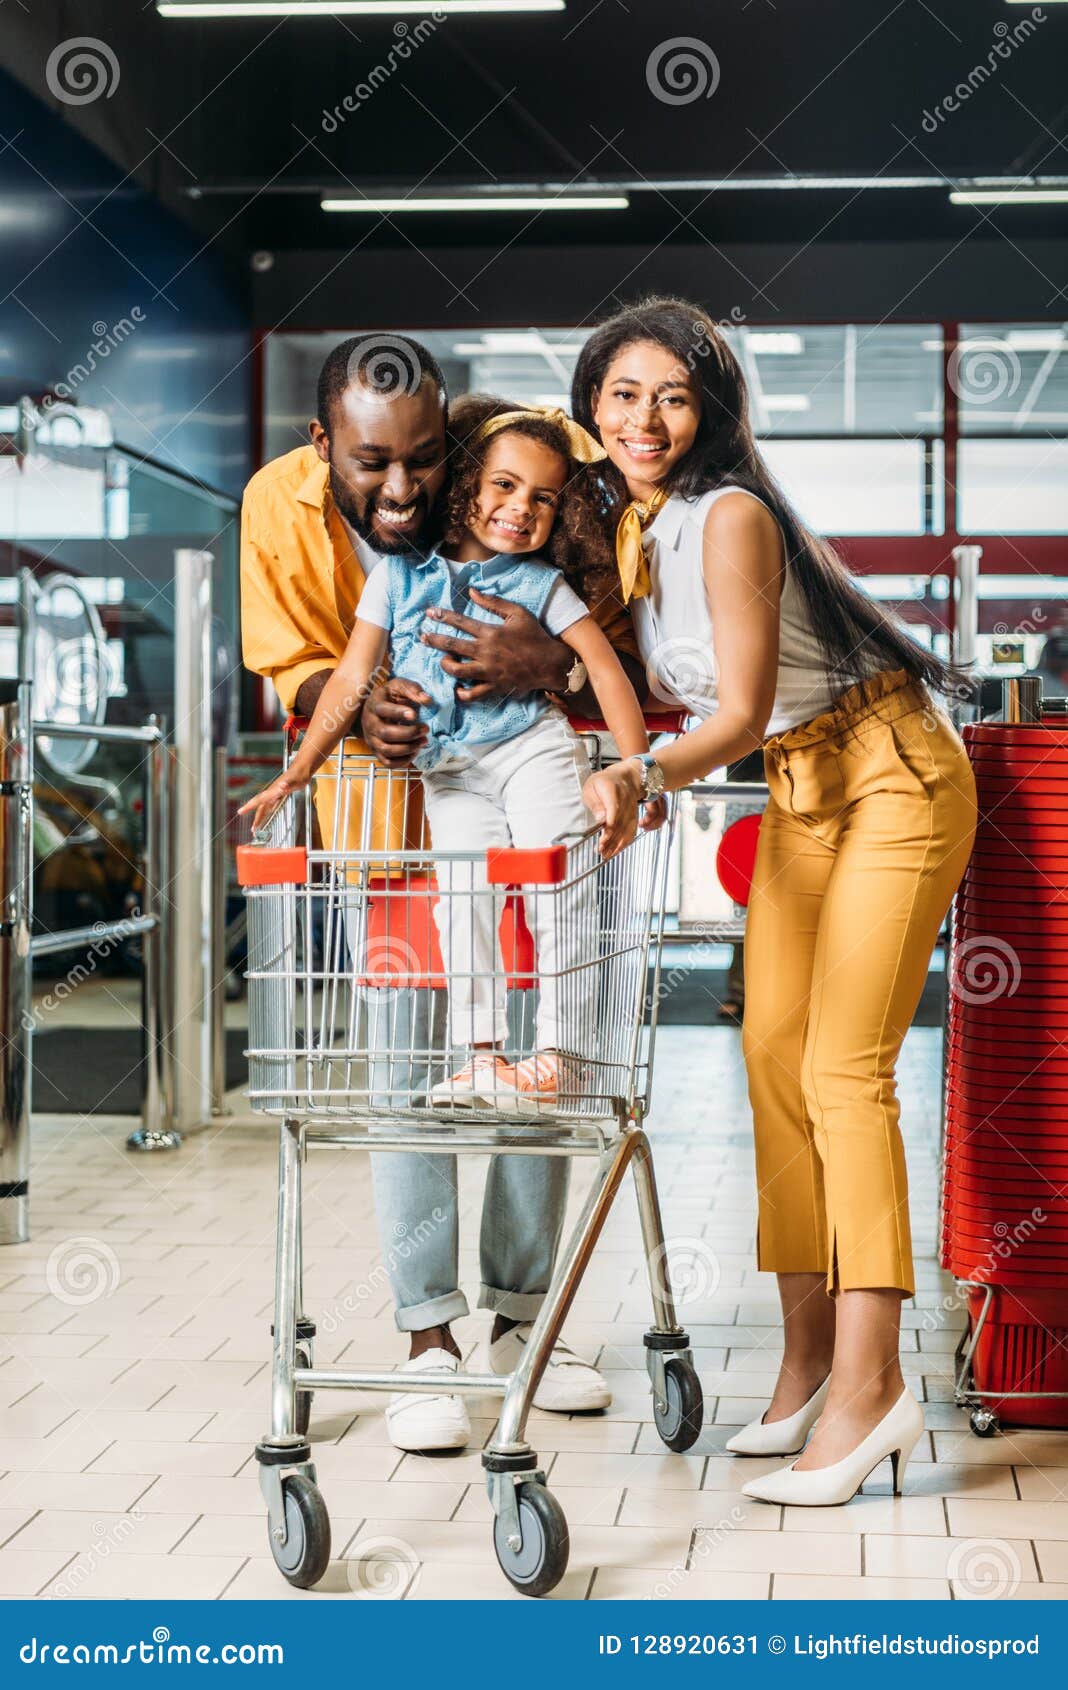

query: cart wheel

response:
[493,1481,569,1598]
[294,1352,313,1437]
[268,1474,331,1589]
[970,1407,999,1439]
[653,1357,704,1452]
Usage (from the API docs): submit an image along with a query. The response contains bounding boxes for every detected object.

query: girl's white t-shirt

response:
[631,485,839,736]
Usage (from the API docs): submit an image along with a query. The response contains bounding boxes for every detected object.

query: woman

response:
[575,298,977,1506]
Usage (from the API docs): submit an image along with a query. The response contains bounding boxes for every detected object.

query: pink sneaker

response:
[494,1052,563,1113]
[429,1053,507,1109]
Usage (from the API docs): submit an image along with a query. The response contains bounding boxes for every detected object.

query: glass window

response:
[262,325,944,462]
[957,323,1068,435]
[958,439,1068,534]
[761,439,929,535]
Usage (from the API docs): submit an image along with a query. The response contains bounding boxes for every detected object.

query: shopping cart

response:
[237,715,702,1597]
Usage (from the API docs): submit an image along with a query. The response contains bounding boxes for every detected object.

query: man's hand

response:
[420,587,571,703]
[360,677,430,768]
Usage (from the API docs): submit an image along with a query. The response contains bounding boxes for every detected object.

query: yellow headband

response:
[467,405,607,466]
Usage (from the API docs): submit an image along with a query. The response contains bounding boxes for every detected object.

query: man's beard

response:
[329,463,436,557]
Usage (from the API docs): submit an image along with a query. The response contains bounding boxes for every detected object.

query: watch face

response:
[644,759,665,797]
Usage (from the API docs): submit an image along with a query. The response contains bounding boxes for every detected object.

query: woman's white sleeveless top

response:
[631,485,838,736]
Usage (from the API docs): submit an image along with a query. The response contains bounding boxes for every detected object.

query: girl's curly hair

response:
[444,393,619,613]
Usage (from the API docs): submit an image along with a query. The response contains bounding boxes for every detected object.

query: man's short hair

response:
[316,333,447,430]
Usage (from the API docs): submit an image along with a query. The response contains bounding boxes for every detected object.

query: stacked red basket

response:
[941,715,1068,1429]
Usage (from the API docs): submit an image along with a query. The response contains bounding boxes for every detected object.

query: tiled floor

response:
[2,1010,1067,1601]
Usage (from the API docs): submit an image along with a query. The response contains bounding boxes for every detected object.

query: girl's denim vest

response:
[384,551,563,771]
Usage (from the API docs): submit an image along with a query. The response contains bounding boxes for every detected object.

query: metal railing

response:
[0,686,179,1243]
[28,709,178,1157]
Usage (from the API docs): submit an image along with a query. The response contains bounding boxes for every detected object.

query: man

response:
[241,333,636,1452]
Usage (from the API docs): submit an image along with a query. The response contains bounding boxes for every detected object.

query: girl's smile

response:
[459,434,567,561]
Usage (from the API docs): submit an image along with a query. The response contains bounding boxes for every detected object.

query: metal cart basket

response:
[238,720,702,1597]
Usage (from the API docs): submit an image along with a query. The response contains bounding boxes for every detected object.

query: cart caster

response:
[268,1473,331,1589]
[969,1407,1000,1439]
[653,1357,704,1452]
[492,1481,569,1598]
[294,1350,313,1437]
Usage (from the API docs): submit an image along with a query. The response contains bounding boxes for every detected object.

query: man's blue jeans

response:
[364,985,570,1332]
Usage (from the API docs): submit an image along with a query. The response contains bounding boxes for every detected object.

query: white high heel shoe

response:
[741,1386,925,1506]
[725,1376,830,1457]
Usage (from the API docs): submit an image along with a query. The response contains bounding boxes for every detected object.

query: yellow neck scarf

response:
[616,486,668,603]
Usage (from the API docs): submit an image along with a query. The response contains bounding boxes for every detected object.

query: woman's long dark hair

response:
[570,296,965,699]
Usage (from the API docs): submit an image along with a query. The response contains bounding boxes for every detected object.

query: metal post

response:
[127,715,181,1153]
[951,543,981,671]
[172,550,215,1134]
[0,683,32,1244]
[211,744,229,1116]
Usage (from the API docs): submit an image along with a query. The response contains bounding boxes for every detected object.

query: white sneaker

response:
[429,1054,507,1109]
[385,1349,471,1452]
[485,1323,612,1412]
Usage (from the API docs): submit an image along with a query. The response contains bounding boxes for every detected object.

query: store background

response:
[0,0,1065,1603]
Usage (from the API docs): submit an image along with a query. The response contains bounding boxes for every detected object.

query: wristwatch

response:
[630,752,666,801]
[564,656,588,695]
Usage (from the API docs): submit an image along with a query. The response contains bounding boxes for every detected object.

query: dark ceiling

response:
[3,0,1068,261]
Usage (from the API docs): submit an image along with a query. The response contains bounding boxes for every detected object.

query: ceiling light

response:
[322,194,628,213]
[950,188,1068,205]
[451,334,586,355]
[747,333,804,355]
[1005,329,1065,351]
[763,395,811,412]
[160,2,562,14]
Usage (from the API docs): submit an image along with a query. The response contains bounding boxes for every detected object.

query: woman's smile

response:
[591,338,701,496]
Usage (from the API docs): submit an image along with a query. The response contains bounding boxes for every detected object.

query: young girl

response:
[243,401,662,1111]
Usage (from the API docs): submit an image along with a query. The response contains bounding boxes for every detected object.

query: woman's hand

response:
[640,793,668,832]
[582,760,643,859]
[238,771,302,839]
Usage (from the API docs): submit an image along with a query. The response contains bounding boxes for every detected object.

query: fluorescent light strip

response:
[159,2,563,14]
[951,189,1068,205]
[322,195,628,213]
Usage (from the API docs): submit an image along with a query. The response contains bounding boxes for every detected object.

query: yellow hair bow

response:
[467,406,607,465]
